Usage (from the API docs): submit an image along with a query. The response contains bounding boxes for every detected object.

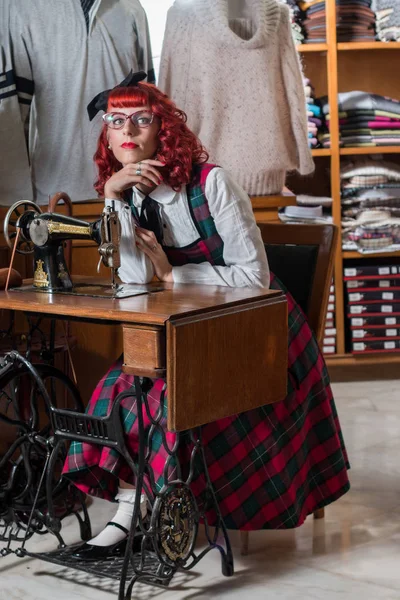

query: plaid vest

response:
[127,163,226,267]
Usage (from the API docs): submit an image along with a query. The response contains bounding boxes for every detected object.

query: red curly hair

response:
[94,83,209,196]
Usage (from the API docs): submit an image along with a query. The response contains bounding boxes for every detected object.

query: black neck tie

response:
[139,195,163,243]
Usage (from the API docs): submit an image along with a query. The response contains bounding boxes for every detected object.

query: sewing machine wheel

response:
[4,200,42,255]
[153,483,198,566]
[0,361,84,526]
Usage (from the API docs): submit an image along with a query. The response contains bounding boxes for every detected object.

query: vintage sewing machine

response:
[3,198,149,298]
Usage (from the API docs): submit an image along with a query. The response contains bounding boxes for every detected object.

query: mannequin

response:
[158,0,314,196]
[228,0,254,18]
[0,0,154,206]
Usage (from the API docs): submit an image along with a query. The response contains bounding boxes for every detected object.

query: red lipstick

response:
[121,142,138,149]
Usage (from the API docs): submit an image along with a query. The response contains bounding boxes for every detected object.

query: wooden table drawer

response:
[122,324,166,378]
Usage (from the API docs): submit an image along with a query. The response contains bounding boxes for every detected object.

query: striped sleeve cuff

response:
[0,69,34,105]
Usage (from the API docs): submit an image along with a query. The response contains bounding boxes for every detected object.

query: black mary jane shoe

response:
[71,521,143,561]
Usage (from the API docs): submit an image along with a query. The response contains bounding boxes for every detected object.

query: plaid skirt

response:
[63,275,350,530]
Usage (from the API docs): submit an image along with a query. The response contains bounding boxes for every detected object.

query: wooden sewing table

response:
[0,277,288,594]
[0,276,288,431]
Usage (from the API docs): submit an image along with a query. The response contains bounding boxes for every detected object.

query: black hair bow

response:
[87,70,147,121]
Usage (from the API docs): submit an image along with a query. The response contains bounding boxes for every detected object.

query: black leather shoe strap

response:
[105,521,129,535]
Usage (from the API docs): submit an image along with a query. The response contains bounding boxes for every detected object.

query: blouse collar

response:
[131,183,178,208]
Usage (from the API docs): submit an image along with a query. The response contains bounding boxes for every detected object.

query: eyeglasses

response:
[102,110,154,130]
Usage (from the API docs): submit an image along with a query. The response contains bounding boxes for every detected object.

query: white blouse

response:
[105,167,270,288]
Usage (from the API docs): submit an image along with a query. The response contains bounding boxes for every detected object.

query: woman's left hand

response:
[135,227,173,282]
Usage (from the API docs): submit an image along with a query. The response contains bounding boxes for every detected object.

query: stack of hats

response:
[345,263,400,354]
[372,0,400,41]
[304,78,324,148]
[336,0,375,41]
[319,91,400,148]
[299,0,326,43]
[340,157,400,253]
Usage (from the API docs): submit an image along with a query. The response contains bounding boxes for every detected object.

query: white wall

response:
[140,0,175,78]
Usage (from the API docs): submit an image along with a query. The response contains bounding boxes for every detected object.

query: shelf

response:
[326,352,400,366]
[297,44,328,52]
[250,194,296,209]
[297,41,400,53]
[343,250,400,259]
[326,351,400,380]
[340,147,400,155]
[311,148,331,156]
[337,42,400,51]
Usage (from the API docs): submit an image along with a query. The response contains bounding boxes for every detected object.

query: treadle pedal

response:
[0,517,30,544]
[22,543,175,587]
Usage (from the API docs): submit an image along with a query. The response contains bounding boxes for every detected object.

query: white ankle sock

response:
[88,488,147,547]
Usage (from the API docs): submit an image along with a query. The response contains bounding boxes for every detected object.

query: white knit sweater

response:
[158,0,314,196]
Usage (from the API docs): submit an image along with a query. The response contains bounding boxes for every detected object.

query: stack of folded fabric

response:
[340,157,400,252]
[372,0,400,41]
[345,263,400,354]
[323,281,337,355]
[299,0,374,42]
[299,0,326,43]
[319,91,400,148]
[279,194,333,223]
[278,204,333,223]
[336,0,375,41]
[304,78,324,148]
[296,194,333,208]
[281,0,307,43]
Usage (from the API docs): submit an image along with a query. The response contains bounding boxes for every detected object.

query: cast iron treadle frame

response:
[0,351,90,555]
[0,351,234,599]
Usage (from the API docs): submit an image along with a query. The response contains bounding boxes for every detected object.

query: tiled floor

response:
[1,379,400,599]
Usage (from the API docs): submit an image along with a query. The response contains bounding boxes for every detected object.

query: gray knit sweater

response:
[0,0,154,205]
[158,0,314,196]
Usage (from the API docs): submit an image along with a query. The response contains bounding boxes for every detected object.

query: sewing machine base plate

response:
[10,283,163,299]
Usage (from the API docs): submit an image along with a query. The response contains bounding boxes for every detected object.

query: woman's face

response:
[106,105,160,166]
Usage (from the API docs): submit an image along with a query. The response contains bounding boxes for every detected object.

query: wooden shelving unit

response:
[312,148,331,156]
[297,43,329,52]
[343,250,400,259]
[337,42,400,50]
[297,2,400,374]
[340,147,400,155]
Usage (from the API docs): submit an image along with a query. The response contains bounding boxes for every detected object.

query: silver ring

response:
[135,167,141,176]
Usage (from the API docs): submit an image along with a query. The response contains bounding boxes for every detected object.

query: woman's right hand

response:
[104,159,165,199]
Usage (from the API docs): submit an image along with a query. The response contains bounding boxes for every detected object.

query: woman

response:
[63,72,350,559]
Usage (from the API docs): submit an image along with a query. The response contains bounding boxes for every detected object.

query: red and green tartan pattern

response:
[184,164,225,266]
[63,272,350,529]
[128,164,225,267]
[63,165,350,528]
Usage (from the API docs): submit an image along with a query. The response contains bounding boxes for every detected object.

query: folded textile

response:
[305,79,324,148]
[341,158,400,181]
[327,110,400,121]
[372,0,400,40]
[297,194,333,206]
[308,103,322,116]
[346,186,400,199]
[338,122,400,130]
[334,117,400,127]
[321,92,400,117]
[340,129,400,136]
[340,158,400,251]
